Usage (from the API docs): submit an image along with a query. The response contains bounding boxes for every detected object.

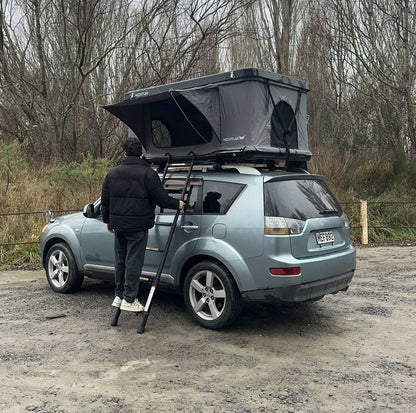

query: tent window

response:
[152,120,171,148]
[271,101,298,149]
[150,96,212,148]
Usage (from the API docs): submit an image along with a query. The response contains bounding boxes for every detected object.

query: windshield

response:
[264,178,342,220]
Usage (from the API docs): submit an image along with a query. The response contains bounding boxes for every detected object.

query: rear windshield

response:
[264,178,342,220]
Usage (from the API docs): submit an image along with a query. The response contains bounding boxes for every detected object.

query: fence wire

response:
[0,209,80,248]
[2,202,416,250]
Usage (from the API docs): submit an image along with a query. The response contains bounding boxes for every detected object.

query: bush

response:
[48,155,113,209]
[0,140,27,208]
[0,145,114,265]
[351,158,394,198]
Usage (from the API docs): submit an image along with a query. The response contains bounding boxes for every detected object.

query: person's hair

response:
[122,138,142,156]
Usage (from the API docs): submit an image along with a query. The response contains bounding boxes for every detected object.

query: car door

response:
[143,178,202,284]
[79,201,115,275]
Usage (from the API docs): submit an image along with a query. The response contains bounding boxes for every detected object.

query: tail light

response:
[264,217,305,235]
[341,212,350,228]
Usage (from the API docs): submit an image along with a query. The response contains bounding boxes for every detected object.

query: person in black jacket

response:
[101,138,184,312]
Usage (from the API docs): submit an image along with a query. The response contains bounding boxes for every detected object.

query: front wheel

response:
[183,261,242,329]
[45,243,84,293]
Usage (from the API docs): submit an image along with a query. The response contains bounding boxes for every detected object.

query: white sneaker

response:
[120,298,144,312]
[112,296,122,308]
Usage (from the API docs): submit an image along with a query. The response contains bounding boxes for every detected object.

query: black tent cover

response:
[104,68,312,164]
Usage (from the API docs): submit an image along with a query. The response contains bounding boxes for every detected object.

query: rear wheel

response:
[184,261,241,329]
[45,243,84,293]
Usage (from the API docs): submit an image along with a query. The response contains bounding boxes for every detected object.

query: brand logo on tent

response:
[132,91,149,99]
[223,135,245,142]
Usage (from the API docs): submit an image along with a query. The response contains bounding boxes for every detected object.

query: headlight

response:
[264,217,305,235]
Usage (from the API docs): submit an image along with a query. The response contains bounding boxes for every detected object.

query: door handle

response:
[181,224,199,233]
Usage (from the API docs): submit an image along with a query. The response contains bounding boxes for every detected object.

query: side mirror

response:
[83,203,95,218]
[43,210,55,223]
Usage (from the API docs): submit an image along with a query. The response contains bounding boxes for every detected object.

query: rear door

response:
[264,176,350,260]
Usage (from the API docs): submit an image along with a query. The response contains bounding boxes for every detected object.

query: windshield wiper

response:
[319,209,339,216]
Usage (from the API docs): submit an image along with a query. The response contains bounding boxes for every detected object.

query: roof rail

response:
[154,163,262,176]
[221,165,261,175]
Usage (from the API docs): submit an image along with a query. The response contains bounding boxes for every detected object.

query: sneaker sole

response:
[120,305,144,312]
[112,297,122,308]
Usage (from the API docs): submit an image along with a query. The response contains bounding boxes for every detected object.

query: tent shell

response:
[104,68,312,168]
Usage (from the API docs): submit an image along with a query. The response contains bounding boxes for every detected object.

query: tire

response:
[45,243,84,293]
[183,261,242,329]
[306,295,324,302]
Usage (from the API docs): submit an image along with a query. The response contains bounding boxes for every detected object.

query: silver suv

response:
[40,165,355,329]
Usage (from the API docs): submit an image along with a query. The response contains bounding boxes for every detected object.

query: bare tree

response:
[135,0,253,84]
[0,0,148,161]
[315,0,416,160]
[225,0,305,75]
[0,0,254,162]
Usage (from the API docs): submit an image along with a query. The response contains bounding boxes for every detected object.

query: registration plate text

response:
[315,231,335,245]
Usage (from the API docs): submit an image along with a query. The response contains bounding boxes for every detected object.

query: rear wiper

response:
[319,210,339,216]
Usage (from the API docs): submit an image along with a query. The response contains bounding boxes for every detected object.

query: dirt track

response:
[0,246,415,413]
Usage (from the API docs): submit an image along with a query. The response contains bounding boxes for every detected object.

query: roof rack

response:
[144,152,308,173]
[144,150,310,163]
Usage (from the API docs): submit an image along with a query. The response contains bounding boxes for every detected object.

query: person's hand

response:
[179,200,185,210]
[107,224,115,234]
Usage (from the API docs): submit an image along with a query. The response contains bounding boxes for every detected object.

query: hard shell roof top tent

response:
[104,68,311,170]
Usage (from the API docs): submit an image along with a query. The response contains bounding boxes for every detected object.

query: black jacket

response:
[101,156,179,231]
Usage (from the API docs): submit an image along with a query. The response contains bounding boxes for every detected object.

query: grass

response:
[341,200,416,245]
[0,143,112,265]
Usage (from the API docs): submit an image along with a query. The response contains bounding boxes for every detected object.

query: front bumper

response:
[241,270,354,303]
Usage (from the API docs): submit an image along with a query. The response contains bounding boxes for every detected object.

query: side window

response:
[202,181,244,215]
[156,178,202,215]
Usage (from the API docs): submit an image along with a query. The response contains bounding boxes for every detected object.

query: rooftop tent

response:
[104,68,312,164]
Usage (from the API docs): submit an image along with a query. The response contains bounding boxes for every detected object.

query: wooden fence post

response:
[360,200,368,245]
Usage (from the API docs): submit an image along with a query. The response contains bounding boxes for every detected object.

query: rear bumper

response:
[241,270,354,303]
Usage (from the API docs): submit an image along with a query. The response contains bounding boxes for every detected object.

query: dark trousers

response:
[114,229,148,303]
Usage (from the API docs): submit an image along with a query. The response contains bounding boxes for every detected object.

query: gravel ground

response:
[0,246,415,413]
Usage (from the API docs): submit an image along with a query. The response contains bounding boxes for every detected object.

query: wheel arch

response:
[44,241,84,293]
[176,238,257,293]
[182,257,243,329]
[42,237,83,274]
[178,254,241,293]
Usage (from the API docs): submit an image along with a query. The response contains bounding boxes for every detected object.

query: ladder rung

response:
[163,190,191,196]
[146,247,164,252]
[168,162,192,167]
[155,222,172,227]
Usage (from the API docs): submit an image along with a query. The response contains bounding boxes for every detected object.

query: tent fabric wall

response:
[104,68,312,162]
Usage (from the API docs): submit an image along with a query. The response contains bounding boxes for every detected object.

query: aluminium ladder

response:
[110,154,196,333]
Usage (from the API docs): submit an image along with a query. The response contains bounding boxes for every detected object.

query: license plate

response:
[315,230,335,245]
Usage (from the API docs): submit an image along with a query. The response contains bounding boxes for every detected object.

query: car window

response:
[202,181,245,215]
[264,178,342,220]
[156,178,202,215]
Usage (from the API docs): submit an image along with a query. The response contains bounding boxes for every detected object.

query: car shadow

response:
[76,279,339,335]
